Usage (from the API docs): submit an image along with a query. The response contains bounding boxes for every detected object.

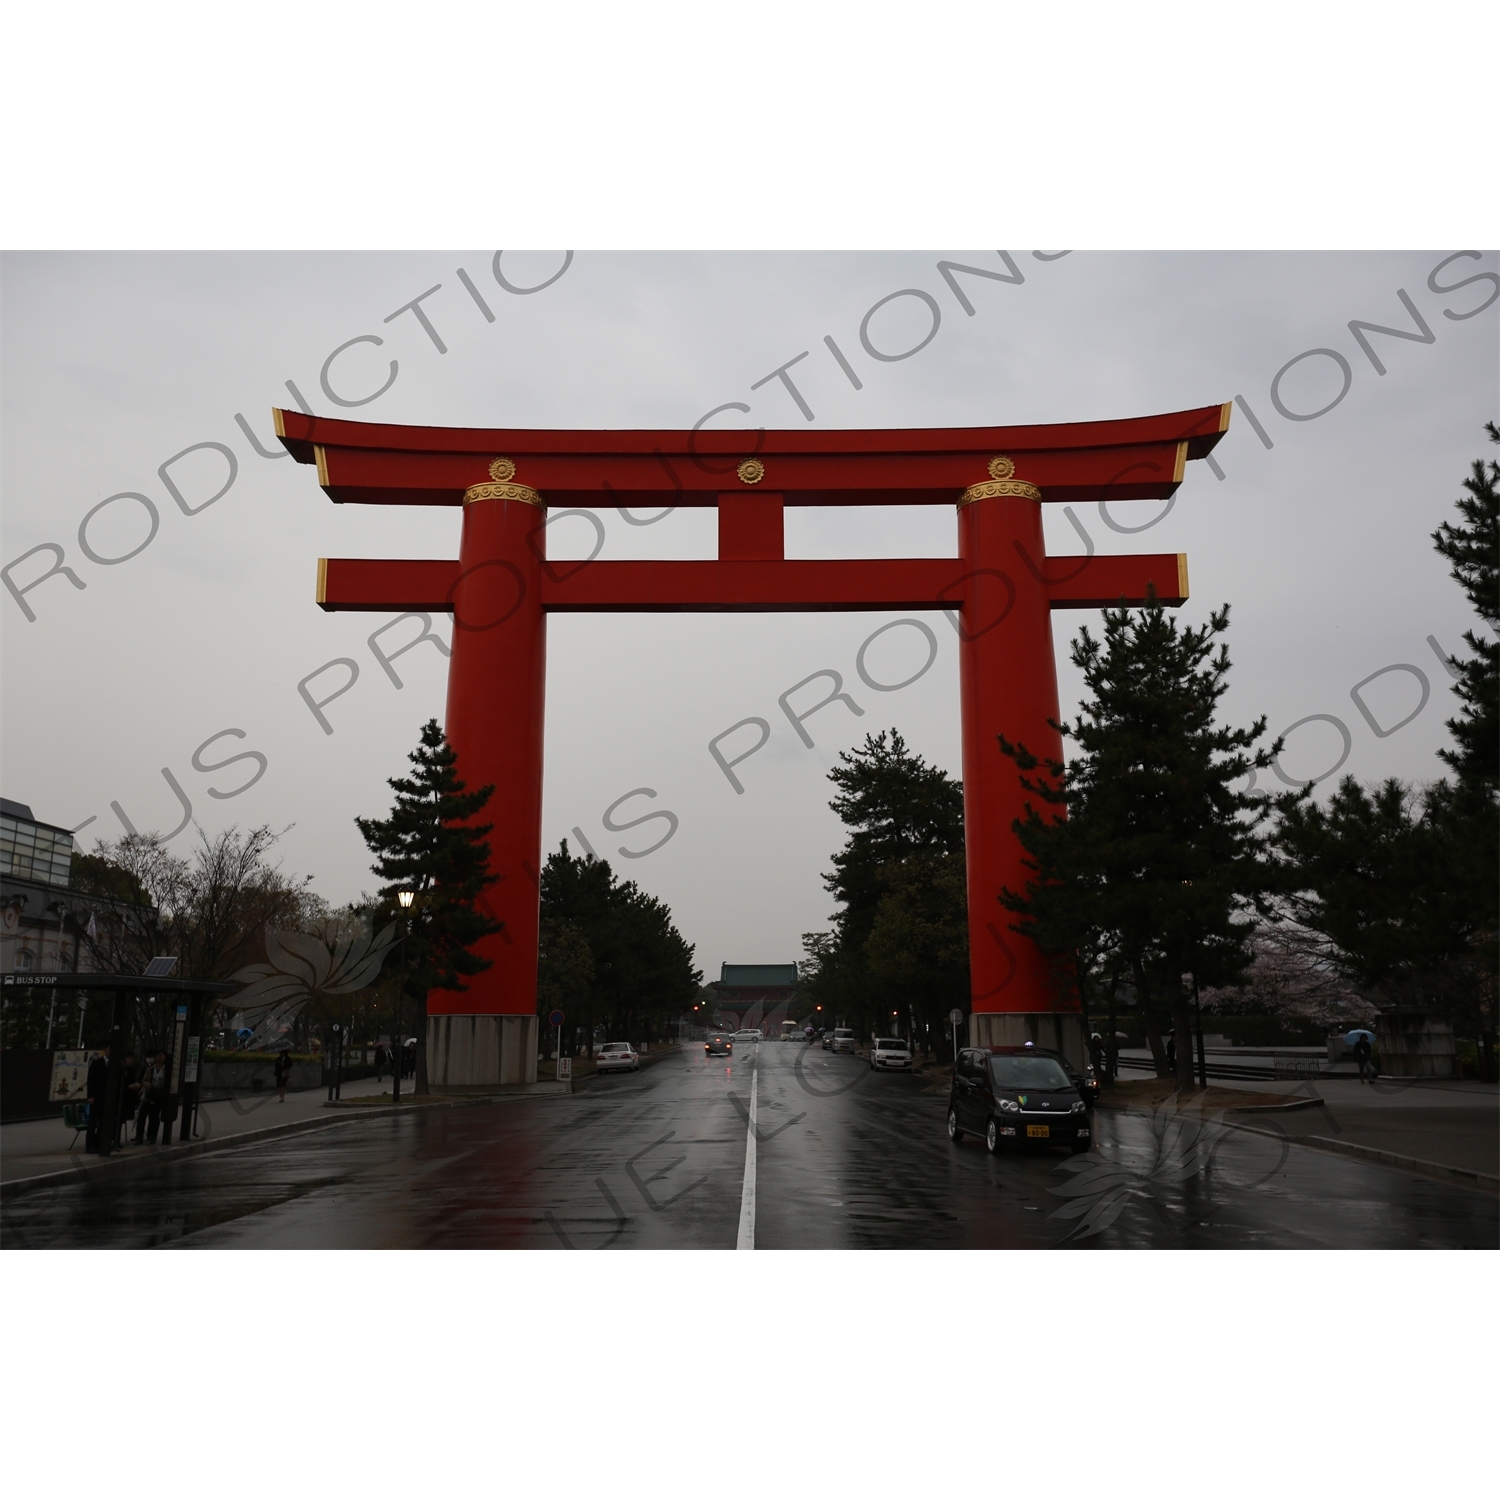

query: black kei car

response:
[1026,1045,1100,1109]
[704,1033,733,1057]
[947,1046,1092,1155]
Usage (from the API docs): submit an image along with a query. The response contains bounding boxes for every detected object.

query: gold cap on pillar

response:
[463,456,544,505]
[463,482,544,505]
[960,454,1039,504]
[959,478,1041,506]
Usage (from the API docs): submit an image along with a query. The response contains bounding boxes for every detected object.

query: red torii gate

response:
[276,402,1229,1087]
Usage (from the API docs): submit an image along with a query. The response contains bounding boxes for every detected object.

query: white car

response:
[829,1027,856,1055]
[870,1036,913,1070]
[732,1029,762,1043]
[595,1042,640,1073]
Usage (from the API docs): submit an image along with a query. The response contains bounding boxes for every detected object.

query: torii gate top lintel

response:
[272,402,1230,509]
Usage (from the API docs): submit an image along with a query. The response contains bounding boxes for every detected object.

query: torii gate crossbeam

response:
[277,403,1229,1087]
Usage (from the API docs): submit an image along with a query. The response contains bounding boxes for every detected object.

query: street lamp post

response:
[1191,971,1207,1090]
[394,890,414,1105]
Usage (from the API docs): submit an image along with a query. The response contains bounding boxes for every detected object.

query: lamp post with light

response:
[393,889,415,1105]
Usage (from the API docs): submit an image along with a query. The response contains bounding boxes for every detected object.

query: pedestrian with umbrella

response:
[1347,1029,1376,1083]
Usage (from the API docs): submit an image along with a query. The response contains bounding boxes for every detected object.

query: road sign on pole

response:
[549,1010,565,1065]
[949,1008,965,1059]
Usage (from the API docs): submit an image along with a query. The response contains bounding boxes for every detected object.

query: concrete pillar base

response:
[970,1012,1086,1070]
[426,1014,538,1090]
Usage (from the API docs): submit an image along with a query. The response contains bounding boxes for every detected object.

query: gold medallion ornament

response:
[958,478,1042,506]
[737,458,766,485]
[987,455,1016,480]
[463,481,544,506]
[488,457,517,482]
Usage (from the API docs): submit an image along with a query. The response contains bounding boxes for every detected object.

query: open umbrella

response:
[1344,1029,1375,1047]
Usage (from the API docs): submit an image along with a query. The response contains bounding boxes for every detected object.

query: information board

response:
[50,1050,100,1101]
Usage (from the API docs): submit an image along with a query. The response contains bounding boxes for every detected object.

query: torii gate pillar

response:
[957,481,1073,1055]
[426,487,546,1088]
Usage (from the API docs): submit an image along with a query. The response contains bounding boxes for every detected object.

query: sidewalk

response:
[0,1074,403,1186]
[1109,1071,1498,1185]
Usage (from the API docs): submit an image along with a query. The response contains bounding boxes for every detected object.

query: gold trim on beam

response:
[1177,554,1190,600]
[1173,440,1188,483]
[1219,400,1232,432]
[463,481,544,506]
[316,557,328,605]
[272,407,287,438]
[315,444,331,487]
[958,478,1042,506]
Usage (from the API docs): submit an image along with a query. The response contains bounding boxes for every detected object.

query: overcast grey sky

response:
[2,250,1495,978]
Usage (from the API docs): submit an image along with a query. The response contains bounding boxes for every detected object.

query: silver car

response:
[595,1042,639,1073]
[830,1027,856,1055]
[869,1036,913,1070]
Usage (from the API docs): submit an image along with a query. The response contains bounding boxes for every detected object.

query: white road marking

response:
[736,1052,758,1250]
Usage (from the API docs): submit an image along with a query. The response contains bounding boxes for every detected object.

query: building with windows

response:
[1,800,89,978]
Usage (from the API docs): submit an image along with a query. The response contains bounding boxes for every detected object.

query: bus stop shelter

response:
[0,971,237,1155]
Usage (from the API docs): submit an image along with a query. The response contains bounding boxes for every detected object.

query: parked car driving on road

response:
[596,1042,640,1073]
[947,1046,1090,1155]
[705,1034,732,1056]
[829,1027,856,1055]
[870,1037,913,1070]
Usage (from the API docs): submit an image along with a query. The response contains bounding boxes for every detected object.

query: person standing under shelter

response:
[274,1048,293,1103]
[84,1044,111,1153]
[117,1049,139,1149]
[135,1050,167,1144]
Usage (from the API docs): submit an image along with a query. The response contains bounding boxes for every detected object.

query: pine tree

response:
[355,719,501,1095]
[801,730,967,1051]
[1001,597,1292,1090]
[1276,779,1480,1006]
[1431,422,1498,790]
[539,840,700,1054]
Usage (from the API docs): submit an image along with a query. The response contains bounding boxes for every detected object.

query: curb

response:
[1,1087,568,1202]
[1098,1093,1328,1115]
[1228,1096,1331,1114]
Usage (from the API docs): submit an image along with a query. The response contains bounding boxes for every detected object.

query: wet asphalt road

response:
[4,1042,1496,1249]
